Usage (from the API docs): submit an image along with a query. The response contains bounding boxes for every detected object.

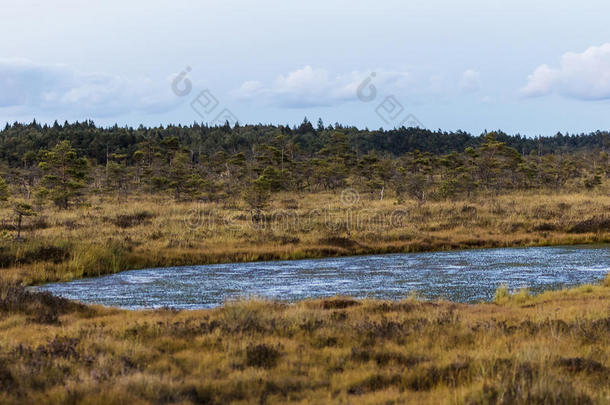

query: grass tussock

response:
[0,279,609,404]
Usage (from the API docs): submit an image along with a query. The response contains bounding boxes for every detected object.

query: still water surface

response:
[39,245,609,309]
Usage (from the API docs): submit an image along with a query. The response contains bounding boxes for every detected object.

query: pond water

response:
[38,245,609,309]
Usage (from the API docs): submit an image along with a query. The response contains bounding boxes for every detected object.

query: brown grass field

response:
[0,187,609,404]
[0,277,609,404]
[0,188,608,285]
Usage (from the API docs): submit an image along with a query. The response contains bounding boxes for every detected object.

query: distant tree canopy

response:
[0,120,608,207]
[0,120,608,167]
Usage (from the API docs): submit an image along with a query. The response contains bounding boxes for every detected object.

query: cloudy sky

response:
[2,0,610,135]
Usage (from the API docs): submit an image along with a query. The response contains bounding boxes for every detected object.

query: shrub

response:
[567,217,610,233]
[245,343,281,369]
[0,281,86,324]
[112,211,154,228]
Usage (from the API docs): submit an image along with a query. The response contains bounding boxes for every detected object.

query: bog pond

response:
[39,245,610,309]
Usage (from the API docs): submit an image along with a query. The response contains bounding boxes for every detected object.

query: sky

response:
[2,0,610,136]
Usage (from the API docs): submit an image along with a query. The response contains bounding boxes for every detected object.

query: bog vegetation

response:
[0,277,609,404]
[0,120,608,284]
[0,121,609,404]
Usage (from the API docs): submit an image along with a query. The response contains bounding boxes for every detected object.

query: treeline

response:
[1,119,609,166]
[0,119,608,212]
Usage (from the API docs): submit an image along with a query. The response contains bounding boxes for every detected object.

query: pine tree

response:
[244,177,271,210]
[13,201,36,240]
[38,141,89,209]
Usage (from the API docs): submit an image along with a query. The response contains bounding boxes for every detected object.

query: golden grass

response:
[0,187,608,285]
[0,186,608,403]
[0,280,609,404]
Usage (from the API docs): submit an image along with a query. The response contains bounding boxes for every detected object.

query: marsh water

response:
[39,245,609,309]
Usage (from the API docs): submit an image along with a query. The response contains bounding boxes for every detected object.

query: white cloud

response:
[0,58,179,117]
[232,66,415,108]
[521,43,610,100]
[521,64,560,97]
[459,69,480,92]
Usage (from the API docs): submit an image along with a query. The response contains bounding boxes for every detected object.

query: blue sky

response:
[2,0,610,136]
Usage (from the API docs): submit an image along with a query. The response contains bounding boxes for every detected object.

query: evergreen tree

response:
[13,201,36,240]
[37,141,89,209]
[244,177,271,210]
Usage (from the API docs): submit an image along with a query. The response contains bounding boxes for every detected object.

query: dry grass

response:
[0,187,608,285]
[0,187,608,403]
[0,280,609,404]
